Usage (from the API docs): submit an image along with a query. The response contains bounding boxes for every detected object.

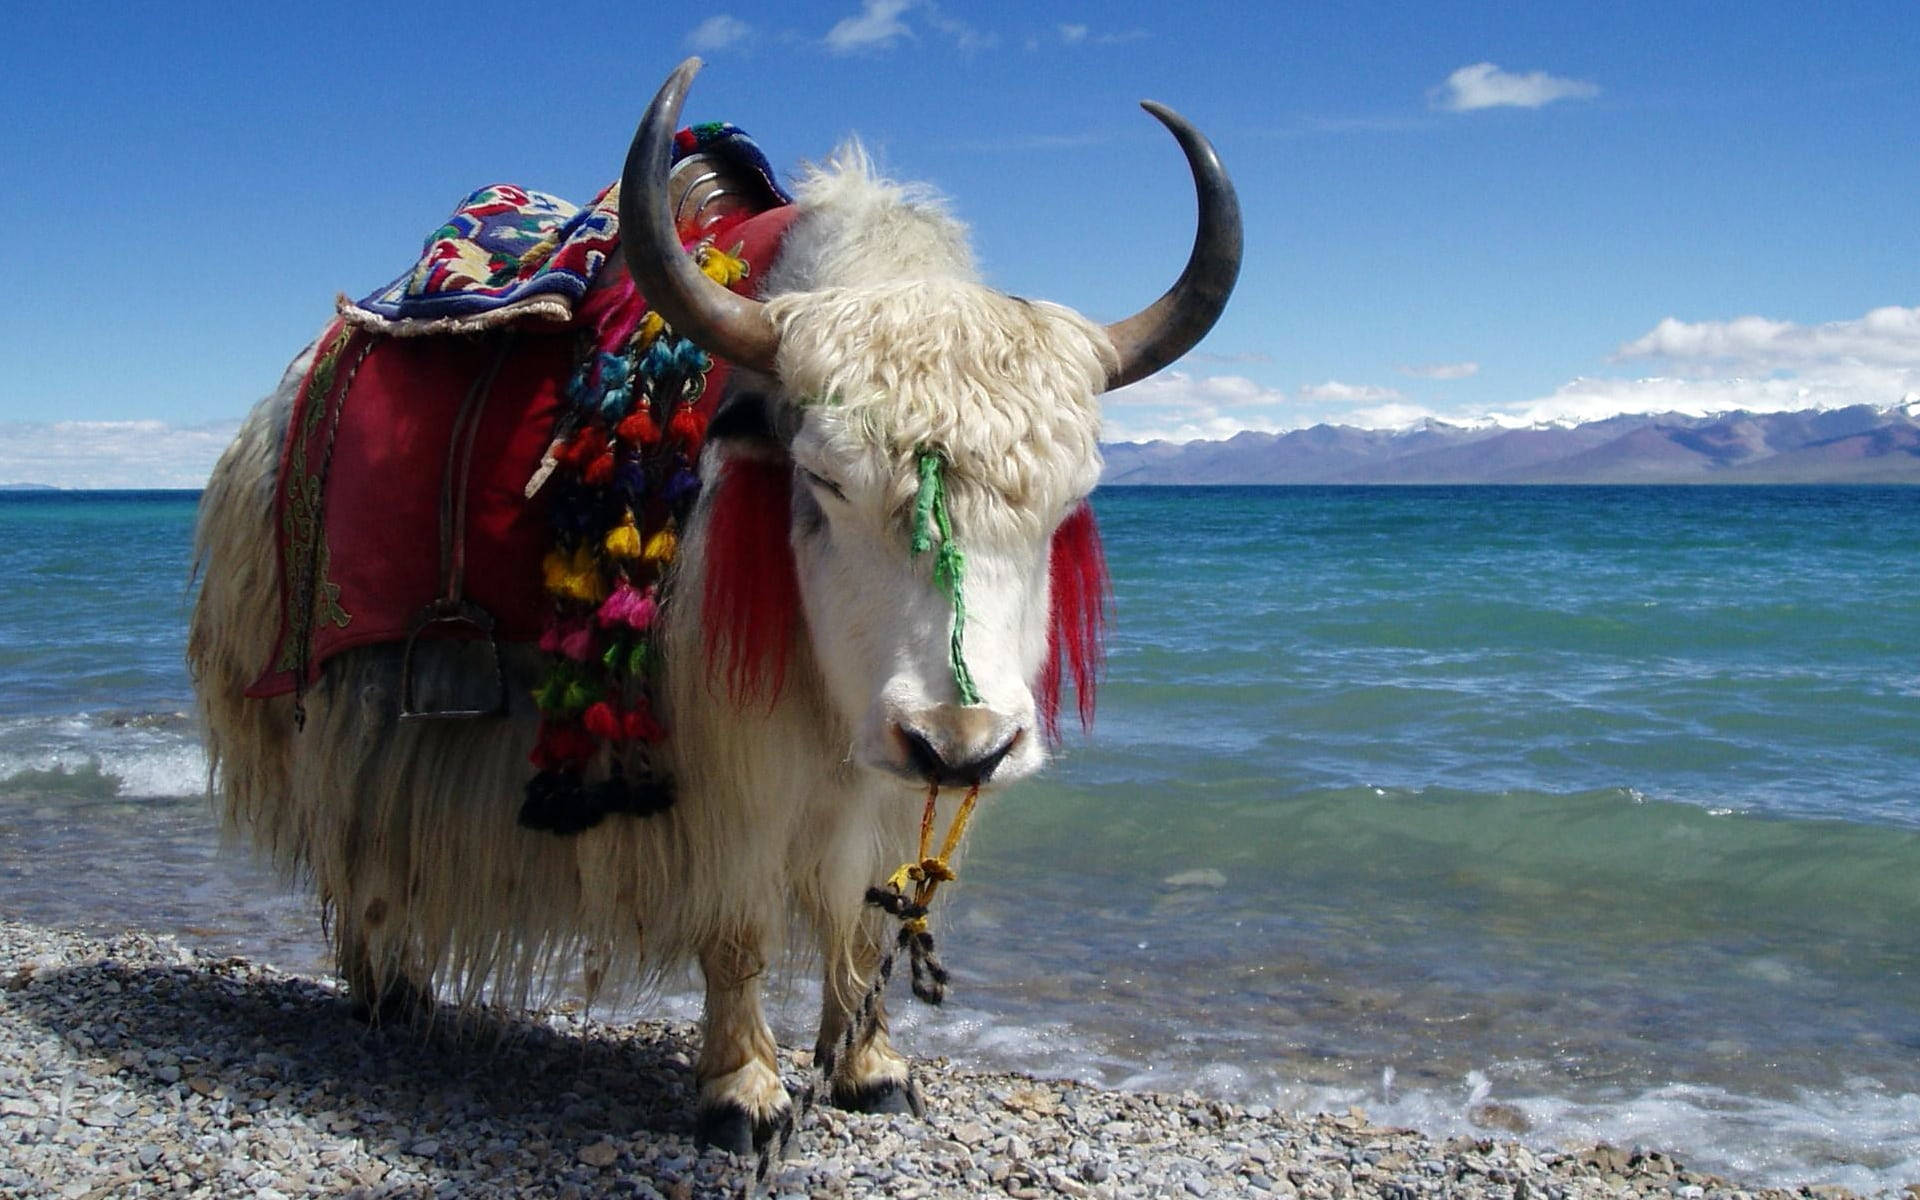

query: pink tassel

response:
[538,623,563,654]
[598,581,638,628]
[626,588,658,632]
[560,625,597,662]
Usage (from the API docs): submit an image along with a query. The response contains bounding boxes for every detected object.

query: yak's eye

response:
[799,467,846,503]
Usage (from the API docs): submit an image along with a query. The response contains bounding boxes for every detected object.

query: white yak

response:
[189,57,1239,1151]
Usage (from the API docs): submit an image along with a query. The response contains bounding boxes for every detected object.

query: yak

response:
[189,58,1240,1152]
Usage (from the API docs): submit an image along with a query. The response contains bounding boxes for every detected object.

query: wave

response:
[0,711,207,799]
[868,994,1920,1193]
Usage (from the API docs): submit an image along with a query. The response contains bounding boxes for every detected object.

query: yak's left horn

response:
[619,58,781,375]
[1101,103,1244,392]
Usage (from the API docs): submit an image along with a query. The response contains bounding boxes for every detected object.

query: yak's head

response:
[623,59,1240,793]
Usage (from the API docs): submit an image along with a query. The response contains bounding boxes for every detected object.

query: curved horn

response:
[1102,103,1244,392]
[618,58,781,374]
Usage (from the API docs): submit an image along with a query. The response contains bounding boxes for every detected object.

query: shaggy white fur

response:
[192,146,1111,1138]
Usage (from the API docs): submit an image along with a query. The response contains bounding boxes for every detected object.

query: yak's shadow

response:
[18,951,713,1172]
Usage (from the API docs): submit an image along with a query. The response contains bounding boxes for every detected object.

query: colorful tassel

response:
[582,701,622,740]
[604,514,642,559]
[585,451,617,487]
[616,409,660,447]
[642,527,678,564]
[559,625,596,662]
[667,405,706,447]
[698,242,750,288]
[623,700,665,743]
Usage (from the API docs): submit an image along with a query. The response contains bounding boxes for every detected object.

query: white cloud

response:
[1100,372,1292,442]
[1297,379,1405,403]
[1059,23,1088,43]
[1613,306,1920,370]
[825,0,991,54]
[826,0,916,53]
[686,15,751,52]
[1098,307,1920,444]
[1397,360,1480,380]
[1430,62,1600,112]
[0,419,241,489]
[1491,364,1920,428]
[1349,402,1444,428]
[1103,373,1429,442]
[926,5,993,51]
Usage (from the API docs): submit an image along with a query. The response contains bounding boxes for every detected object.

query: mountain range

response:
[1100,403,1920,485]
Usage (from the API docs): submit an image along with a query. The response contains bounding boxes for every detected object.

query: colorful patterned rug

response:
[345,123,791,337]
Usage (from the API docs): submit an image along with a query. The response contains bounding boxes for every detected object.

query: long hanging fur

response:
[1037,501,1108,741]
[702,456,802,707]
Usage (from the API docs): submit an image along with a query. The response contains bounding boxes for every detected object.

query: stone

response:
[577,1141,619,1168]
[949,1120,991,1146]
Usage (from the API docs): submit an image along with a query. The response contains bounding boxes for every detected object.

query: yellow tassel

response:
[641,527,678,564]
[636,311,665,346]
[697,242,750,288]
[561,546,606,603]
[542,550,570,597]
[604,515,641,559]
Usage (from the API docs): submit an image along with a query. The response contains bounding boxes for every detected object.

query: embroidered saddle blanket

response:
[247,128,798,699]
[349,123,790,335]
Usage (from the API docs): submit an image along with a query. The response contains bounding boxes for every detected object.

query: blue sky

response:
[2,1,1917,485]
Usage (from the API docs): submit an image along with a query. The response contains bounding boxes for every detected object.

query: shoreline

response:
[1,921,1897,1200]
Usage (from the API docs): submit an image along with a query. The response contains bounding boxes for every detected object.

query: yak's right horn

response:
[618,58,782,375]
[1100,103,1244,392]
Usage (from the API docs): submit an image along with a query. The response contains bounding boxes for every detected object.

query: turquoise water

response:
[2,486,1917,1189]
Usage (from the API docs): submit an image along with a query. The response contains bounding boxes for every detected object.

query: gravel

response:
[1,919,1905,1199]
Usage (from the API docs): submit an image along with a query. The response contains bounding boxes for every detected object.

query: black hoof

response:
[831,1076,924,1118]
[695,1102,784,1156]
[348,977,431,1027]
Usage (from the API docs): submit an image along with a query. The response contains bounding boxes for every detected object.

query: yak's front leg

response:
[816,920,921,1117]
[695,932,790,1153]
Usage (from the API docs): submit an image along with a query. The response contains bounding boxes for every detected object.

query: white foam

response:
[870,998,1920,1194]
[0,713,208,798]
[1264,1071,1920,1195]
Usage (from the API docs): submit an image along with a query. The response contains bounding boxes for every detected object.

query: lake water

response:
[2,486,1916,1191]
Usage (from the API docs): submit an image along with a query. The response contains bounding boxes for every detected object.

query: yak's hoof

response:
[348,977,431,1027]
[831,1076,924,1118]
[694,1102,784,1157]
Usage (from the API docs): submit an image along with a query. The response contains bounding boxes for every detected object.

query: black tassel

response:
[518,769,604,835]
[594,771,676,818]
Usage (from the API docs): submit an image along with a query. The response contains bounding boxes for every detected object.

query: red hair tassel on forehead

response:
[703,457,802,707]
[1037,501,1109,742]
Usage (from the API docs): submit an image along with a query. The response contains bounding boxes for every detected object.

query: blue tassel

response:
[663,468,701,506]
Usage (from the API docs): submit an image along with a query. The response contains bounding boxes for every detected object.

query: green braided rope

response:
[912,451,981,706]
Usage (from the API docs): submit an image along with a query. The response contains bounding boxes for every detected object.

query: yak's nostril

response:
[900,726,946,782]
[897,725,1023,787]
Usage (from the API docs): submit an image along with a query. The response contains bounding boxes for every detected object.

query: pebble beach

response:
[4,920,1904,1200]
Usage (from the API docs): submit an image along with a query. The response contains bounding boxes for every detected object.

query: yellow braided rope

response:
[884,782,980,935]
